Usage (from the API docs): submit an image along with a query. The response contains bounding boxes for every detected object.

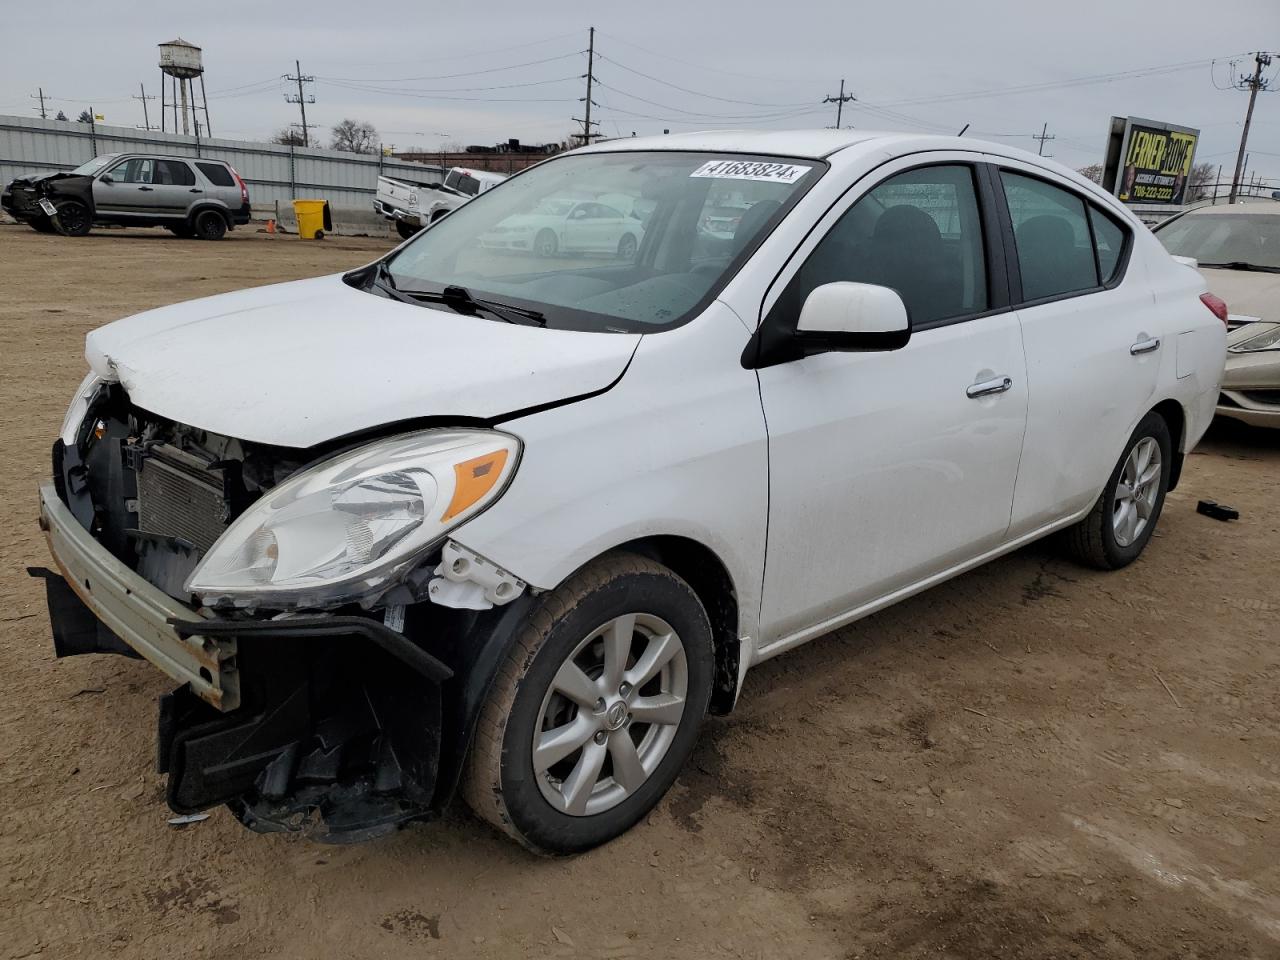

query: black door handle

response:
[189,188,203,193]
[138,186,154,192]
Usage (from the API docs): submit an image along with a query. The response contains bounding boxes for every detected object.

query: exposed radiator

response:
[136,448,228,554]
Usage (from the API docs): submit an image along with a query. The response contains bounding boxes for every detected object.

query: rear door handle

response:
[966,376,1013,399]
[189,188,203,193]
[137,186,154,192]
[1130,337,1161,355]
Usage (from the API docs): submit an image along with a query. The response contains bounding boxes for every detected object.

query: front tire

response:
[535,229,558,257]
[53,200,91,237]
[463,553,714,854]
[1063,411,1172,569]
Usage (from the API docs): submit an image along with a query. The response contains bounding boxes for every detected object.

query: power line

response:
[1229,51,1275,203]
[316,52,584,84]
[823,79,857,128]
[594,53,813,108]
[593,30,810,86]
[133,83,157,130]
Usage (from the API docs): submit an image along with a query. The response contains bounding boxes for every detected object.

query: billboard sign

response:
[1102,116,1200,205]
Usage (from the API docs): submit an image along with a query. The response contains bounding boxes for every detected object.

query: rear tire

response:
[463,553,714,854]
[535,229,558,257]
[53,200,91,237]
[395,220,418,241]
[1062,411,1172,570]
[193,210,227,241]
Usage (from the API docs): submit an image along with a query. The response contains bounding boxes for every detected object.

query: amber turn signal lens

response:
[442,449,510,521]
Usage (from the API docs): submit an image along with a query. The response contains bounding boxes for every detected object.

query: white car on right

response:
[480,197,645,259]
[1153,202,1280,428]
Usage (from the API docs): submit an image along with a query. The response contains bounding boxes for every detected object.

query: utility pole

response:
[572,27,600,145]
[30,87,47,120]
[285,59,316,147]
[1032,122,1055,156]
[823,79,856,128]
[1229,52,1274,204]
[133,83,156,130]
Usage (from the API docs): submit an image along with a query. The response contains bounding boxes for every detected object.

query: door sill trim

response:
[752,506,1092,665]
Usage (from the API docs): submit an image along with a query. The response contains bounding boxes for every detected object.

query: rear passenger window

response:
[1089,205,1126,283]
[773,164,988,326]
[1001,172,1098,301]
[155,160,195,187]
[196,162,235,187]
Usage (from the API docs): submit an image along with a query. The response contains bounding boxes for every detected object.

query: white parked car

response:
[34,130,1226,853]
[1152,203,1280,428]
[480,197,644,258]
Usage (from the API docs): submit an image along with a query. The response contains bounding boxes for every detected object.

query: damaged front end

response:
[2,172,93,224]
[35,382,531,841]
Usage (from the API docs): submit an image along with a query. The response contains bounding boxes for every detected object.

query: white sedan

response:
[480,197,644,258]
[36,130,1226,854]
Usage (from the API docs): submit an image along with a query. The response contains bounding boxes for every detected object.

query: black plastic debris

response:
[1197,500,1240,522]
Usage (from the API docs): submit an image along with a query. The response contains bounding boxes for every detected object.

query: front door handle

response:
[1130,337,1161,355]
[138,186,154,192]
[966,376,1013,399]
[189,188,203,193]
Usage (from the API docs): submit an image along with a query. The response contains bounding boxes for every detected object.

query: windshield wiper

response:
[403,284,547,326]
[368,260,422,304]
[1198,261,1280,274]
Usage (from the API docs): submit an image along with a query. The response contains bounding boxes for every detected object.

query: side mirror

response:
[795,282,911,353]
[99,174,113,185]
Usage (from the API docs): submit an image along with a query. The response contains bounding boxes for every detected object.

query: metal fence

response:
[0,114,444,210]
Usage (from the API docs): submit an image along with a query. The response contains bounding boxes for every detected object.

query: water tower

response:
[158,38,212,137]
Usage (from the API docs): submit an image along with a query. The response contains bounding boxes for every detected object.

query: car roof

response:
[1180,201,1280,216]
[573,128,1044,162]
[109,153,228,165]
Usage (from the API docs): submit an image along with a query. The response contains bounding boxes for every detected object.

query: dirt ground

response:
[1,224,1278,959]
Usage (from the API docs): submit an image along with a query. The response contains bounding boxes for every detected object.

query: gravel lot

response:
[1,224,1278,959]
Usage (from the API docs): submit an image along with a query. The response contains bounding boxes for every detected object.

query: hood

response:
[1198,267,1280,323]
[85,274,640,448]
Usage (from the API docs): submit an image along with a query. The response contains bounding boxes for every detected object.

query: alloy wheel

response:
[532,613,687,817]
[1112,436,1161,547]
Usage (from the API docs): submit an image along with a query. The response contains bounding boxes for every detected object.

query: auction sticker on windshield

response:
[690,160,812,183]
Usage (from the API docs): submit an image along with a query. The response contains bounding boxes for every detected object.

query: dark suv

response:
[2,153,251,240]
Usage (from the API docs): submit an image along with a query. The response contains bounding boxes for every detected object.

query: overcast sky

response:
[2,0,1277,184]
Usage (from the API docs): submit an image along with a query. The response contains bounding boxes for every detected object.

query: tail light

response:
[1200,292,1229,327]
[229,165,249,205]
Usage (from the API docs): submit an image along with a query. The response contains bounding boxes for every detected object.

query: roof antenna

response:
[957,123,970,137]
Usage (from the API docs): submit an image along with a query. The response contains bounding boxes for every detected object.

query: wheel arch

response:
[187,202,232,227]
[1150,397,1187,491]
[601,535,742,716]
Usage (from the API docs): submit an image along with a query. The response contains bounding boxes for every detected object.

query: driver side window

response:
[107,158,154,185]
[771,164,989,328]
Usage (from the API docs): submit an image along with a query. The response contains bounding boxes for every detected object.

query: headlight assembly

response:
[185,430,520,611]
[1229,323,1280,353]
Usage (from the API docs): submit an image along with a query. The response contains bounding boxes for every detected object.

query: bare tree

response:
[330,118,379,154]
[271,127,307,146]
[1077,163,1104,185]
[1186,162,1217,202]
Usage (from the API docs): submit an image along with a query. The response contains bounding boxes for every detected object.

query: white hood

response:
[85,274,640,447]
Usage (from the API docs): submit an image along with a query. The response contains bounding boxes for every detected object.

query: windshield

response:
[384,151,822,332]
[71,155,119,176]
[1156,212,1280,270]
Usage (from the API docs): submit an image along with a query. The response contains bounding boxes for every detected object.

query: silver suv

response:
[1,152,251,240]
